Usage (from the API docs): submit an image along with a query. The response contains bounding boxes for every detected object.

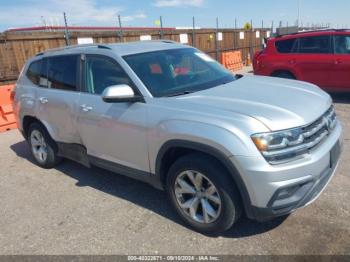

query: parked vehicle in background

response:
[13,41,342,234]
[253,29,350,92]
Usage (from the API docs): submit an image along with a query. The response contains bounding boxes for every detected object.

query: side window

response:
[26,60,41,85]
[298,36,331,54]
[334,35,350,54]
[84,55,132,95]
[275,39,297,53]
[47,55,78,91]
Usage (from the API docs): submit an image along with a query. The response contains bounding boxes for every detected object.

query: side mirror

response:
[101,84,143,103]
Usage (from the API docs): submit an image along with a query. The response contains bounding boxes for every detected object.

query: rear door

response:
[294,35,333,88]
[331,34,350,90]
[36,55,81,143]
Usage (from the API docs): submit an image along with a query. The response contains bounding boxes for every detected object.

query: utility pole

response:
[215,17,219,61]
[192,16,196,47]
[63,12,70,46]
[297,0,301,28]
[117,15,123,42]
[159,16,164,39]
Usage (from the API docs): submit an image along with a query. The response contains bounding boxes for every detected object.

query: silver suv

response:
[13,41,342,234]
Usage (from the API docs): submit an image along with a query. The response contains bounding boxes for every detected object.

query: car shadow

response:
[330,92,350,104]
[10,140,287,238]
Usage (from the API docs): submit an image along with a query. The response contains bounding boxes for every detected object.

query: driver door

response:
[76,54,150,172]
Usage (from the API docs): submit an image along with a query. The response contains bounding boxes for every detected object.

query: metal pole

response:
[160,16,164,39]
[215,17,219,61]
[192,16,196,47]
[63,12,70,46]
[118,15,124,42]
[233,18,237,50]
[250,19,254,65]
[297,0,300,28]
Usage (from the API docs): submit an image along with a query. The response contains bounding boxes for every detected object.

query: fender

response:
[155,139,254,218]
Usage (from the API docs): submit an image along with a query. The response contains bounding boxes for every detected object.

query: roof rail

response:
[36,44,111,56]
[276,28,350,38]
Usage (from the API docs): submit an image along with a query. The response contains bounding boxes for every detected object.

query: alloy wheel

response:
[30,130,48,163]
[174,170,222,224]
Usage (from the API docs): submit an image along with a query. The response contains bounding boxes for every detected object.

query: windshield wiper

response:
[166,91,193,97]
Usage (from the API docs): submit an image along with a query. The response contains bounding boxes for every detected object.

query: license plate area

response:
[330,140,341,168]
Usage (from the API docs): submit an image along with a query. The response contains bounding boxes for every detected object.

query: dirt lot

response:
[0,95,349,255]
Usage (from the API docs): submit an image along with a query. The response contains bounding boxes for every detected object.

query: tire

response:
[271,71,296,80]
[166,153,242,234]
[28,122,62,169]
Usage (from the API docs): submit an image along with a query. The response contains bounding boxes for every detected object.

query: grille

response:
[263,106,337,163]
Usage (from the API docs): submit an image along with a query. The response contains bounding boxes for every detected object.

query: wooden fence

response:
[0,28,268,83]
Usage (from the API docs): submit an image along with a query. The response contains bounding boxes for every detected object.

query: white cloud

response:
[154,0,204,7]
[122,13,147,22]
[0,0,146,29]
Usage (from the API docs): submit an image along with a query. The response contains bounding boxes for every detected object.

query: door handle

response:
[39,97,48,104]
[335,60,342,65]
[289,59,296,65]
[80,104,93,112]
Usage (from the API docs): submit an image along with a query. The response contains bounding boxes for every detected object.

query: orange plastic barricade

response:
[221,51,243,73]
[0,84,17,132]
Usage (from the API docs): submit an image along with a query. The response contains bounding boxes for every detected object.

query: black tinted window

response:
[85,55,132,95]
[299,36,331,54]
[47,55,78,91]
[275,39,297,53]
[26,59,49,87]
[334,35,350,54]
[26,60,41,85]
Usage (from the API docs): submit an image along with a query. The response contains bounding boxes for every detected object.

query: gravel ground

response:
[0,95,349,255]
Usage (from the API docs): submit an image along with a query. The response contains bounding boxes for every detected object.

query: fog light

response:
[276,185,301,200]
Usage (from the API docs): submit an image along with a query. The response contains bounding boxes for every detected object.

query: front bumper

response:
[232,120,342,221]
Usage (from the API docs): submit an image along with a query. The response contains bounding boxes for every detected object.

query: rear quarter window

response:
[26,60,41,85]
[275,38,298,53]
[26,59,49,87]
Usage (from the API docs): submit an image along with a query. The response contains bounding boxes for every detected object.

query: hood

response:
[174,75,332,131]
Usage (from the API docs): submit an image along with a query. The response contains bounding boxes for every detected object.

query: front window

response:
[123,48,236,97]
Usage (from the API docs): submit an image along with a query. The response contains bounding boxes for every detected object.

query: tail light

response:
[253,50,263,70]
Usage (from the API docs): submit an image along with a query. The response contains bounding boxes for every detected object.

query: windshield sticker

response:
[150,64,163,74]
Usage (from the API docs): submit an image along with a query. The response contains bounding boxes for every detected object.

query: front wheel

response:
[166,153,242,234]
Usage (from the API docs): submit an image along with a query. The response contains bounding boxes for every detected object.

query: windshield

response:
[123,48,236,97]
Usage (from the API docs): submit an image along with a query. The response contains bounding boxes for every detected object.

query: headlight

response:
[252,105,337,164]
[251,127,307,163]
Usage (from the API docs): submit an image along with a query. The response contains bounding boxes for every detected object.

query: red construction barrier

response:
[0,84,17,132]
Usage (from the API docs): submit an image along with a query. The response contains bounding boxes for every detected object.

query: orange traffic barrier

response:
[0,84,17,132]
[221,51,243,73]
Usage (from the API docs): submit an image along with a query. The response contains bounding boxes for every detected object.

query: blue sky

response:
[0,0,349,32]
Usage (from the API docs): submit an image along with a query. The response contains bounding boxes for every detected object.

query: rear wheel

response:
[271,71,296,80]
[166,153,242,234]
[28,122,62,169]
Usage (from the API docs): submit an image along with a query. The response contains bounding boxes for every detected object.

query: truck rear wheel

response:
[28,122,62,169]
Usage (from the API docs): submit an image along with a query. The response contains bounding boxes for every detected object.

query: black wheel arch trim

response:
[155,139,254,219]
